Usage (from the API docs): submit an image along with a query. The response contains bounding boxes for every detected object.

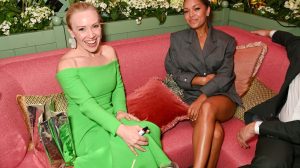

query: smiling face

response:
[68,8,102,53]
[183,0,210,30]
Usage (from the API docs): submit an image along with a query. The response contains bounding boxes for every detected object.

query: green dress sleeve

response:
[112,62,127,114]
[56,68,121,135]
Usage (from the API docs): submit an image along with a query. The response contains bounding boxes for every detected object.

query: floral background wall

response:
[0,0,54,36]
[80,0,184,24]
[229,0,300,27]
[0,0,299,36]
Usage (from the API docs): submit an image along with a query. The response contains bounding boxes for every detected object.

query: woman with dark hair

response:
[57,2,177,168]
[165,0,242,167]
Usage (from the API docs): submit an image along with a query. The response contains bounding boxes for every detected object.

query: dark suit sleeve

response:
[255,31,300,144]
[260,120,300,144]
[272,31,300,61]
[245,31,300,144]
[244,96,279,124]
[165,34,198,90]
[200,38,236,96]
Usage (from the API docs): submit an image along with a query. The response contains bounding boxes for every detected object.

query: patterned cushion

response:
[234,78,276,120]
[163,74,184,99]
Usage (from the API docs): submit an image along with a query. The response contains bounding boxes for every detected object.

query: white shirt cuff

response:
[254,121,263,134]
[269,30,276,38]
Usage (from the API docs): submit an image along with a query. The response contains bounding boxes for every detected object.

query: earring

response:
[69,37,77,49]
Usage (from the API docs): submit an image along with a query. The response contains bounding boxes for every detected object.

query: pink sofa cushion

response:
[127,77,188,133]
[216,26,289,93]
[234,42,267,96]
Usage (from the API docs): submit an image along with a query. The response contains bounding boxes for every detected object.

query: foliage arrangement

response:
[0,0,54,36]
[75,0,185,24]
[229,0,300,27]
[2,0,298,36]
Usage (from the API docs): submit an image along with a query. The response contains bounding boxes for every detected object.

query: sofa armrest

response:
[0,70,30,168]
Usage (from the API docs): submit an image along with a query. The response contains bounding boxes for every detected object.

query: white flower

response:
[233,3,244,8]
[0,20,12,36]
[30,18,37,24]
[99,2,107,9]
[284,0,300,10]
[284,0,300,21]
[257,6,276,15]
[170,0,183,12]
[135,17,142,25]
[21,6,53,28]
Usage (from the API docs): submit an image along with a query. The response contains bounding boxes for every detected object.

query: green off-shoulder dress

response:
[56,60,171,168]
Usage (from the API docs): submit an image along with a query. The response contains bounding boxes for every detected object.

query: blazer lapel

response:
[203,26,217,57]
[187,29,206,66]
[186,27,217,62]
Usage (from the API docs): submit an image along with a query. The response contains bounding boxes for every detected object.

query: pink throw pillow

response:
[234,41,267,96]
[127,78,189,133]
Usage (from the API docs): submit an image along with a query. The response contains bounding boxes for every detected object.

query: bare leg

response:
[192,96,236,168]
[207,122,224,168]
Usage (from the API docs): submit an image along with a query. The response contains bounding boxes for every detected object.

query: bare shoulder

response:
[100,45,117,61]
[57,50,77,72]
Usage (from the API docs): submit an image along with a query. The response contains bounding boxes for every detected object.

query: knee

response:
[198,101,217,120]
[213,124,224,141]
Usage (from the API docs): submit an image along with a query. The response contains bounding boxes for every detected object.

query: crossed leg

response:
[192,95,236,168]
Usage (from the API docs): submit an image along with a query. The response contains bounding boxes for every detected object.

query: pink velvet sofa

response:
[0,26,289,168]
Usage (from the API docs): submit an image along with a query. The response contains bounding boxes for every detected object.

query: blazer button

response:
[184,78,187,82]
[203,73,207,76]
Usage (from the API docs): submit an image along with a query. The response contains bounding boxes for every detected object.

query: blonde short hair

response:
[66,2,102,29]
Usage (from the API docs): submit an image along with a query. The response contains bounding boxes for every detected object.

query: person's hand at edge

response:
[251,30,271,37]
[237,122,256,149]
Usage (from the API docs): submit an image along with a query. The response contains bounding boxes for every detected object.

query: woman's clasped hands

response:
[116,111,140,121]
[116,111,148,156]
[188,94,207,121]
